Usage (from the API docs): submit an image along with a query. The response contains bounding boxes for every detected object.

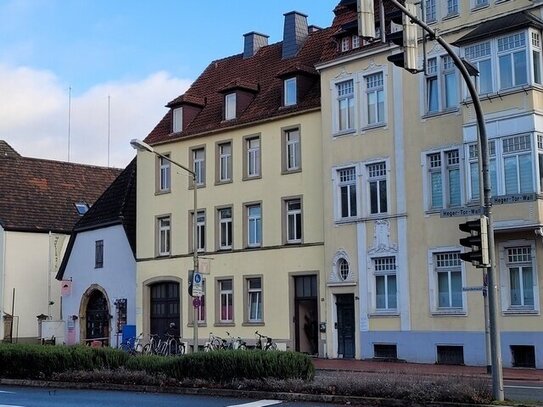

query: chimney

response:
[282,11,309,59]
[243,32,269,59]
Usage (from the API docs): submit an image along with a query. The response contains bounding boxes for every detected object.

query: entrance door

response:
[150,282,180,337]
[86,290,109,345]
[294,275,318,355]
[336,294,355,358]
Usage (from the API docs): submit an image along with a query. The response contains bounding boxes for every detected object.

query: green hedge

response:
[0,344,314,382]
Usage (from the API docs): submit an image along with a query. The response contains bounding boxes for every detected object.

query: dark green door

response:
[336,294,355,358]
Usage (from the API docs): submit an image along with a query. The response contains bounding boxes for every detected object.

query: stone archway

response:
[79,285,111,346]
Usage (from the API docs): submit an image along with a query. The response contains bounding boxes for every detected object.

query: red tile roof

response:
[145,26,334,145]
[0,141,122,233]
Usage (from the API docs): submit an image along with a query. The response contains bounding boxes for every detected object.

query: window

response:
[284,128,301,172]
[425,0,436,22]
[190,279,206,324]
[427,149,461,210]
[173,107,183,132]
[337,167,357,218]
[465,42,493,94]
[468,142,497,201]
[218,279,233,323]
[336,80,355,132]
[472,0,488,8]
[374,257,397,310]
[95,240,104,269]
[246,203,262,248]
[218,207,233,250]
[341,37,350,52]
[532,32,542,85]
[190,210,206,252]
[245,136,261,178]
[217,142,232,183]
[191,147,205,186]
[74,202,89,215]
[225,93,236,120]
[498,33,528,89]
[426,56,458,114]
[507,246,534,309]
[503,135,533,194]
[447,0,458,16]
[365,72,385,126]
[246,277,263,322]
[284,77,297,106]
[338,258,350,281]
[157,216,171,256]
[435,252,463,309]
[285,198,302,244]
[159,155,171,192]
[367,161,387,214]
[352,35,360,49]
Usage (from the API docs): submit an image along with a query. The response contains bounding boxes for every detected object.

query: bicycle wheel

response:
[267,343,278,351]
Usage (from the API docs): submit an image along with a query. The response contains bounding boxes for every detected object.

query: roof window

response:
[75,202,89,216]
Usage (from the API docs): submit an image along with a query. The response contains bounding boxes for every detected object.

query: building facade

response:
[134,13,328,353]
[318,0,543,367]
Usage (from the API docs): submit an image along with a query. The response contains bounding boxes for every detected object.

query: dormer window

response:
[173,107,183,132]
[225,93,237,120]
[341,37,350,52]
[284,77,297,106]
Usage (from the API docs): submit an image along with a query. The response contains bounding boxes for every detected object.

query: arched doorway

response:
[84,289,110,346]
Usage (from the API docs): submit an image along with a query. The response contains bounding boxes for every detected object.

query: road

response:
[505,380,543,404]
[0,386,341,407]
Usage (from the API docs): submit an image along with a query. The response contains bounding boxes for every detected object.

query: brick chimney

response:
[243,32,269,59]
[282,11,309,59]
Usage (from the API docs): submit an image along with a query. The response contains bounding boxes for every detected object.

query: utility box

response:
[41,320,65,345]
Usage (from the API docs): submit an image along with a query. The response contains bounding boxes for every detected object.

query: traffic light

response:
[357,0,376,39]
[459,216,489,268]
[386,2,420,73]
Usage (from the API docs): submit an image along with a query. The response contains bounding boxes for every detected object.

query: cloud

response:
[0,64,191,168]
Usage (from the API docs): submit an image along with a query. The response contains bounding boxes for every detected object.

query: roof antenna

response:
[67,86,72,162]
[107,95,111,167]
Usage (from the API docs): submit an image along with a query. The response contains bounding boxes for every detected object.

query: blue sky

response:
[0,1,338,167]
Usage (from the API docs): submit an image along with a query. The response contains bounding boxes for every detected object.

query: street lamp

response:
[130,138,200,353]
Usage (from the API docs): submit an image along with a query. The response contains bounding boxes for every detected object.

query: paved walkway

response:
[313,358,543,382]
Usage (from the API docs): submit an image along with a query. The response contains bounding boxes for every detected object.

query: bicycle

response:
[160,334,186,356]
[255,331,277,351]
[119,332,144,355]
[225,331,247,350]
[142,333,161,355]
[204,332,227,351]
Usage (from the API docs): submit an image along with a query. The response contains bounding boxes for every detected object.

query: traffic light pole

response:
[387,0,504,400]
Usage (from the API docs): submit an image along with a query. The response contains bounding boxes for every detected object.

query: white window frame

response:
[285,128,301,172]
[334,78,356,134]
[218,207,233,250]
[284,77,297,106]
[425,0,437,23]
[425,55,459,114]
[246,136,261,178]
[336,166,358,220]
[219,279,233,323]
[247,277,263,322]
[225,93,236,120]
[446,0,459,17]
[423,148,463,211]
[157,216,171,256]
[427,248,466,315]
[247,203,262,248]
[373,256,397,312]
[366,161,388,215]
[499,241,539,314]
[472,0,488,9]
[173,107,183,133]
[363,71,385,127]
[218,142,232,182]
[192,147,205,186]
[159,155,171,192]
[285,198,302,244]
[195,210,205,253]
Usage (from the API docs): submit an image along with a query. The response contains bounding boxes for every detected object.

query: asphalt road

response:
[0,386,342,407]
[505,380,543,404]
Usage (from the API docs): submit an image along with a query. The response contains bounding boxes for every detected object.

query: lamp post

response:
[385,1,504,400]
[130,138,200,353]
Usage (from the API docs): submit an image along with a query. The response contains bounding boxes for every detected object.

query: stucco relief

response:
[367,220,397,256]
[328,249,354,284]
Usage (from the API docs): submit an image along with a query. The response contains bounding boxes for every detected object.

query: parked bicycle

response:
[255,331,277,351]
[204,332,227,351]
[225,331,247,350]
[119,332,144,355]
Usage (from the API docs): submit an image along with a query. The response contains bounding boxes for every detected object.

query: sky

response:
[0,0,338,169]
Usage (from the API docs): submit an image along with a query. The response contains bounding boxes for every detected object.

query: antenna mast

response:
[67,86,72,162]
[107,95,111,167]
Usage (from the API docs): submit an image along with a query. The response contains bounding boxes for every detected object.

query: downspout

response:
[0,226,5,340]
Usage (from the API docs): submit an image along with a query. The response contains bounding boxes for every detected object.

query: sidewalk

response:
[313,358,543,382]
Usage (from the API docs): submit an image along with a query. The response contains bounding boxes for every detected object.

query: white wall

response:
[61,224,136,346]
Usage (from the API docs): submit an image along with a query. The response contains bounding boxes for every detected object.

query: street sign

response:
[192,297,201,308]
[192,272,203,297]
[440,207,483,218]
[462,286,484,292]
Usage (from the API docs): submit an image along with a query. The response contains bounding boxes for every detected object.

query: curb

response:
[0,379,515,407]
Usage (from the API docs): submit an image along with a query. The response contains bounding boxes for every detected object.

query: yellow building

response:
[317,0,543,367]
[134,12,328,353]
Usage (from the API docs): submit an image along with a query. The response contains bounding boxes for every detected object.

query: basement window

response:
[511,345,535,368]
[436,345,464,365]
[374,344,397,359]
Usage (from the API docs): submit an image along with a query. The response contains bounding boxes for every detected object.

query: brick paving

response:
[313,358,543,382]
